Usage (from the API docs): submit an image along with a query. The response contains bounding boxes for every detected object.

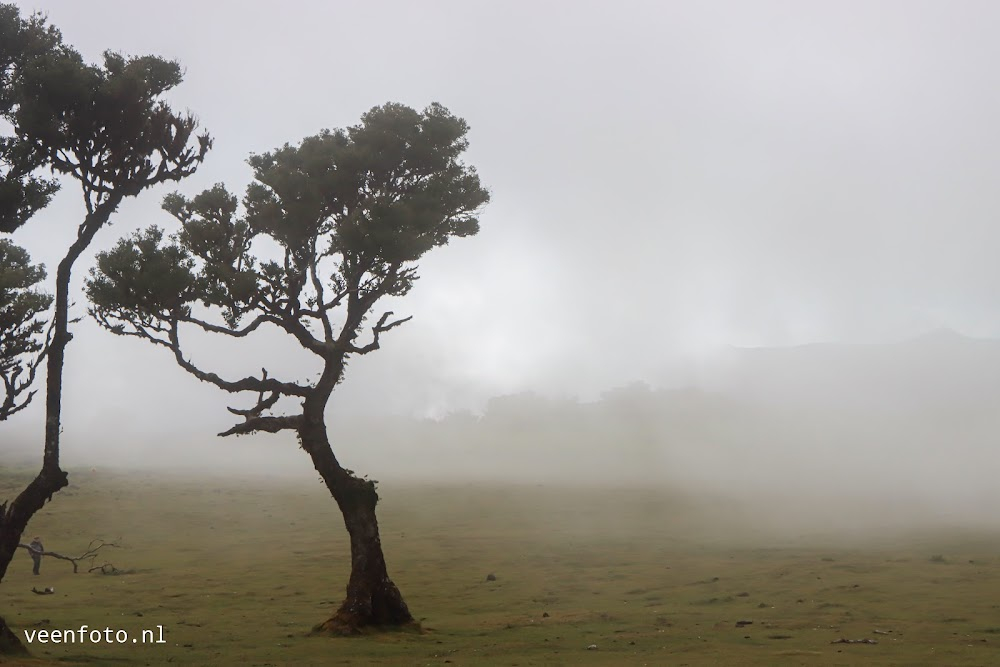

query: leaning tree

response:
[87,102,489,633]
[0,4,210,651]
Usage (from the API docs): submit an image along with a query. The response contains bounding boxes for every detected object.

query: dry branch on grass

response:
[16,539,122,574]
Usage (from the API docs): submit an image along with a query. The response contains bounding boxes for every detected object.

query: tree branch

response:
[218,413,303,437]
[89,308,174,349]
[167,319,311,396]
[346,311,413,355]
[17,539,121,574]
[177,313,275,338]
[306,238,334,342]
[226,369,280,417]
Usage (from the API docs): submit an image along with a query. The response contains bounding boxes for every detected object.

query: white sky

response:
[6,0,1000,459]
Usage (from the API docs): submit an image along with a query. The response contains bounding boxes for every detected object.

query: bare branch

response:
[306,237,334,342]
[0,316,53,421]
[177,313,275,338]
[219,413,303,437]
[167,320,311,396]
[346,311,413,355]
[17,539,122,574]
[226,369,280,417]
[276,313,328,356]
[89,308,173,349]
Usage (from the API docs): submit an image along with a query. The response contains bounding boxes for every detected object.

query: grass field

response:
[1,468,1000,666]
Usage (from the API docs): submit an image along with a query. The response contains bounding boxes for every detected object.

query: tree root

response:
[311,611,422,636]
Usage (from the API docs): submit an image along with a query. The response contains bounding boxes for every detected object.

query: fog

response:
[4,2,1000,529]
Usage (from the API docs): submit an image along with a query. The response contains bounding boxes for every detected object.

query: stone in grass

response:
[486,573,497,581]
[587,644,598,650]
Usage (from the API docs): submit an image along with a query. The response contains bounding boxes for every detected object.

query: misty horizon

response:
[2,0,999,532]
[4,330,998,539]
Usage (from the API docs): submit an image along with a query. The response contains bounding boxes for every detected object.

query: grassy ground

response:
[1,469,999,666]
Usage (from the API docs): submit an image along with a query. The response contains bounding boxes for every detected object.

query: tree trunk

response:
[0,614,27,656]
[0,461,69,657]
[299,423,414,634]
[0,208,104,654]
[0,466,70,655]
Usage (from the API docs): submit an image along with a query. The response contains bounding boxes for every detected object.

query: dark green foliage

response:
[0,239,50,418]
[89,102,488,375]
[244,102,486,269]
[8,16,211,443]
[0,3,64,232]
[11,41,209,205]
[88,227,197,325]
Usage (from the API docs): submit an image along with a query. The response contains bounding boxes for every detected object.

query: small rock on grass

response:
[486,573,496,581]
[586,644,598,650]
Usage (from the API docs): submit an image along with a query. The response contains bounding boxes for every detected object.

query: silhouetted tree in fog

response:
[0,6,64,651]
[87,102,489,633]
[0,3,210,652]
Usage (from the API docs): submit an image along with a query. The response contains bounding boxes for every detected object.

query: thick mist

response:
[8,331,994,541]
[316,332,1000,533]
[3,2,1000,541]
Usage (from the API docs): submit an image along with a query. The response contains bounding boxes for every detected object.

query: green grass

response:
[1,469,1000,665]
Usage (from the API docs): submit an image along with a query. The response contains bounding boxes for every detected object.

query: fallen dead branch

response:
[16,539,122,574]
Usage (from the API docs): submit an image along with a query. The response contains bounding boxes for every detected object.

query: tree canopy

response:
[12,48,211,215]
[0,3,64,232]
[89,102,488,435]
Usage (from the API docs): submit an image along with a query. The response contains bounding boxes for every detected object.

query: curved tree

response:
[87,102,489,633]
[0,4,210,652]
